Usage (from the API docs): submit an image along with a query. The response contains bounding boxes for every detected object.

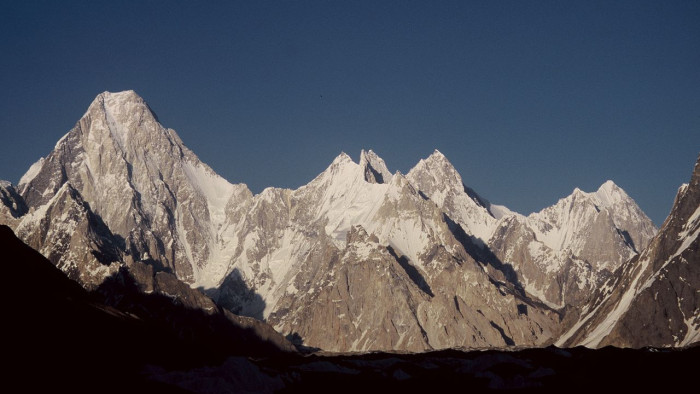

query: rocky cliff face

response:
[13,182,122,288]
[557,156,700,348]
[488,182,657,311]
[211,151,559,351]
[4,90,683,352]
[0,181,27,227]
[17,91,250,287]
[404,151,656,312]
[406,150,498,244]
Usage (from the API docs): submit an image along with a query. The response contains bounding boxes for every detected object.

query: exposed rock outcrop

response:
[558,155,700,348]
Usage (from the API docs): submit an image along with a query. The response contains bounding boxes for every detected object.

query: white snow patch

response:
[18,183,70,228]
[679,310,700,347]
[266,230,307,284]
[19,157,45,187]
[351,242,375,260]
[678,205,700,240]
[103,103,127,150]
[523,281,564,310]
[175,206,196,270]
[286,281,298,295]
[182,160,235,225]
[555,255,651,347]
[577,257,650,348]
[489,203,514,220]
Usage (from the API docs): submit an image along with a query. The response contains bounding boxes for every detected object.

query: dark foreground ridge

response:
[0,225,293,393]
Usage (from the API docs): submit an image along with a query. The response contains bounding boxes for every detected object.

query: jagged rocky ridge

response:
[557,155,700,348]
[2,90,688,352]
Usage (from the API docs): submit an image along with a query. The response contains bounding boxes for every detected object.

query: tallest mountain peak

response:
[81,89,166,146]
[101,89,141,100]
[86,89,158,122]
[19,90,190,207]
[94,90,145,108]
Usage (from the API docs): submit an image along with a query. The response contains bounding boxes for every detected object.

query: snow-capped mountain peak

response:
[553,181,632,213]
[527,181,656,263]
[407,150,466,202]
[91,90,150,115]
[430,148,445,157]
[15,90,251,286]
[407,150,498,242]
[98,90,167,148]
[594,180,627,208]
[308,152,362,189]
[333,151,353,164]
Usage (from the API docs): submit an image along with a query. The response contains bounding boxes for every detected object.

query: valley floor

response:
[148,345,699,393]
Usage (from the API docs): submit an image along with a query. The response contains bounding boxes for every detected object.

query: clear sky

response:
[1,1,698,225]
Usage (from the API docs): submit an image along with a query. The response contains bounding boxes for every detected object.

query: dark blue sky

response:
[1,1,698,225]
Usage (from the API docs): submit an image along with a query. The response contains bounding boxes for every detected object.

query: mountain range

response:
[1,90,697,353]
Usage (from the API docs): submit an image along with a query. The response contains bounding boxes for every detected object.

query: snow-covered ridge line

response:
[5,89,674,352]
